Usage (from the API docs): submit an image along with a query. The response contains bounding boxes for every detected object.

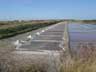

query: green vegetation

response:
[81,20,96,24]
[68,19,96,24]
[0,20,61,39]
[61,19,96,24]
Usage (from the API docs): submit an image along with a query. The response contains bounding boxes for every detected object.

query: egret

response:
[36,32,40,35]
[41,30,45,32]
[27,35,32,39]
[62,37,65,40]
[20,40,27,44]
[59,44,65,51]
[13,40,19,46]
[62,48,65,51]
[13,40,22,49]
[26,35,33,41]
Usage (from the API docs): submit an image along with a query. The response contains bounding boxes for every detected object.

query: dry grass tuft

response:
[60,42,96,72]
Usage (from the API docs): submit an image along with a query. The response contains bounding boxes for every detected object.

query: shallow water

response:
[68,23,96,56]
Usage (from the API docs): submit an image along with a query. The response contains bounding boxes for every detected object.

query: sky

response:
[0,0,96,20]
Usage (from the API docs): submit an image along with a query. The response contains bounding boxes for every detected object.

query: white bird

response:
[13,40,22,49]
[13,40,19,46]
[62,48,65,51]
[20,40,27,44]
[62,37,66,40]
[59,44,66,51]
[41,30,45,33]
[36,32,40,35]
[27,35,32,39]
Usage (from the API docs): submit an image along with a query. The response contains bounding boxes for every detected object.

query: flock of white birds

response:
[13,27,53,49]
[13,29,46,49]
[13,25,57,49]
[13,24,65,51]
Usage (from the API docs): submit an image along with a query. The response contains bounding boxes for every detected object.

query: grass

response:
[60,59,96,72]
[1,43,96,72]
[60,43,96,72]
[60,57,96,72]
[0,20,61,39]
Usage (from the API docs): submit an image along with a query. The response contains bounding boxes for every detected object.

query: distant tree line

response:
[0,20,61,39]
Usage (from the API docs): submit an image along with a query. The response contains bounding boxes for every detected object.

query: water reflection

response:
[69,23,96,58]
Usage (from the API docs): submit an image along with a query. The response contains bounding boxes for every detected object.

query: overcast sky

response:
[0,0,96,20]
